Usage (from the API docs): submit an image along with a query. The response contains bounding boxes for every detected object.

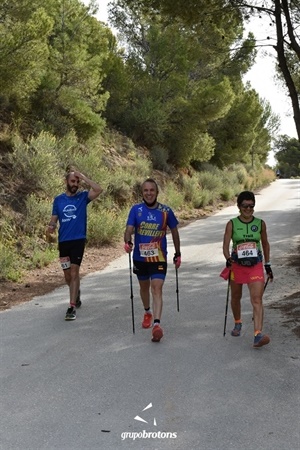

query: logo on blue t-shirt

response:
[62,204,77,220]
[147,212,156,221]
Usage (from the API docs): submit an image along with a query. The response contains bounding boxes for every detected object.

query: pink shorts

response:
[230,262,264,284]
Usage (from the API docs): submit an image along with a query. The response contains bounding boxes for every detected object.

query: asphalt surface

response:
[1,179,299,450]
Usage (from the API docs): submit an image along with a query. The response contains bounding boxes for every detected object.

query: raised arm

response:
[73,171,102,201]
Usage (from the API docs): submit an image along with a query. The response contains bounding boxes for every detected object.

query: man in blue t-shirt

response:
[47,169,102,320]
[124,178,181,342]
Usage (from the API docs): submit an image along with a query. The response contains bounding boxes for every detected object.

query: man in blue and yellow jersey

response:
[124,178,181,343]
[223,191,273,348]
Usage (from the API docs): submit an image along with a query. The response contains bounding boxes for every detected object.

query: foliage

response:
[0,0,279,281]
[274,135,300,177]
[209,86,273,167]
[0,1,54,111]
[106,0,273,167]
[0,242,22,282]
[0,127,275,281]
[31,1,111,140]
[119,0,300,141]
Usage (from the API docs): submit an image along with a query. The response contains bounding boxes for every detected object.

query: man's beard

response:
[67,184,78,194]
[143,197,157,207]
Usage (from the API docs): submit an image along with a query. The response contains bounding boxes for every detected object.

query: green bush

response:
[87,207,127,246]
[24,195,53,237]
[0,243,22,281]
[160,182,185,210]
[151,146,170,172]
[197,189,214,207]
[220,187,235,201]
[197,171,223,192]
[9,132,62,194]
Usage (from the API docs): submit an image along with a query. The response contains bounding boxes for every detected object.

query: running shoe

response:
[231,323,242,336]
[65,306,76,321]
[152,324,163,342]
[76,290,82,308]
[253,333,270,348]
[142,312,153,328]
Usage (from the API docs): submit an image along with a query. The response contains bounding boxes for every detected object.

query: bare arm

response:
[124,225,135,244]
[74,171,102,201]
[170,227,180,255]
[223,221,233,261]
[260,220,270,263]
[47,214,58,234]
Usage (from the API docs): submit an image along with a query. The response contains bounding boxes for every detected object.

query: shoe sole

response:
[253,335,270,348]
[152,328,163,342]
[65,316,76,321]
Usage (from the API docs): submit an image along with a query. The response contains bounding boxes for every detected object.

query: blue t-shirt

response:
[126,202,179,262]
[52,191,91,242]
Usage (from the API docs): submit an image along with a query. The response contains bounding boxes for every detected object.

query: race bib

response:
[60,256,71,269]
[236,242,258,266]
[237,242,258,259]
[139,242,159,257]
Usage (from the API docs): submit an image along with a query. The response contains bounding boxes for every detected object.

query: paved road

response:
[1,180,299,450]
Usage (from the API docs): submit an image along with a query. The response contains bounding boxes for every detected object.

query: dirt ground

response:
[0,243,124,311]
[1,220,299,340]
[0,213,206,311]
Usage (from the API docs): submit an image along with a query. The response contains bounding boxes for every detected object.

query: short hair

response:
[237,191,255,206]
[65,165,77,180]
[141,178,159,192]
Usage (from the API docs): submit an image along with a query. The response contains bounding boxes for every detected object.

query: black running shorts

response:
[58,239,86,267]
[133,260,167,280]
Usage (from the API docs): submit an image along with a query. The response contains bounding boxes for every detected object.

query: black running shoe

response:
[76,289,81,308]
[65,306,76,321]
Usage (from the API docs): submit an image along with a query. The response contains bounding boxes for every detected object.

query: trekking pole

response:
[223,274,231,337]
[264,276,270,292]
[175,267,179,312]
[128,254,135,334]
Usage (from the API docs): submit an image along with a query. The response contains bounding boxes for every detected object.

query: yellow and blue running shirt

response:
[126,202,178,262]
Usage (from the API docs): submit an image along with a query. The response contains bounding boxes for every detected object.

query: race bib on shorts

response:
[139,242,159,258]
[60,256,71,269]
[236,242,258,266]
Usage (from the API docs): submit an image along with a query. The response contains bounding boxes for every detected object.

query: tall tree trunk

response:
[274,0,300,140]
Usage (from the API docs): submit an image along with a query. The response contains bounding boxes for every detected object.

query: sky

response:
[88,1,298,165]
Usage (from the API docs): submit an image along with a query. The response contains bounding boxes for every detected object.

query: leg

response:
[63,267,71,288]
[248,281,264,333]
[230,281,243,336]
[248,281,270,348]
[139,279,153,328]
[150,278,164,321]
[150,278,164,343]
[139,279,151,309]
[64,264,80,306]
[230,281,243,321]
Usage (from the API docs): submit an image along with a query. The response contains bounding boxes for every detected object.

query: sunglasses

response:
[240,204,255,209]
